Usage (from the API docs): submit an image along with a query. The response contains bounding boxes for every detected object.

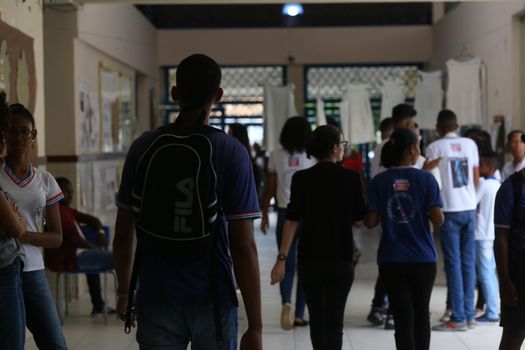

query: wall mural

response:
[0,19,37,112]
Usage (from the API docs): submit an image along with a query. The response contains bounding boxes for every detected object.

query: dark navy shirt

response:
[117,126,260,307]
[494,172,525,254]
[368,167,442,264]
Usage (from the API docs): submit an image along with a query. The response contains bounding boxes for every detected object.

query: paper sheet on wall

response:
[79,79,100,153]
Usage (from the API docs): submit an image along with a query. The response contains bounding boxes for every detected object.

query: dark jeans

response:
[23,269,68,350]
[77,250,114,310]
[0,257,25,350]
[380,262,436,350]
[299,260,354,350]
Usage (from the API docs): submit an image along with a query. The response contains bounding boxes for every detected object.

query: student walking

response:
[0,103,68,349]
[365,128,444,350]
[271,125,365,350]
[261,116,314,330]
[114,54,262,350]
[0,92,28,350]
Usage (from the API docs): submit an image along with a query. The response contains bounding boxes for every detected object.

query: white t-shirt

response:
[371,139,426,178]
[501,158,525,182]
[475,177,500,240]
[425,132,479,212]
[0,164,63,271]
[267,148,315,208]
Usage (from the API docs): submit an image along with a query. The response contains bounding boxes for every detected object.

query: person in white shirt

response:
[474,152,501,323]
[1,104,67,349]
[501,130,525,182]
[427,110,480,331]
[260,116,315,330]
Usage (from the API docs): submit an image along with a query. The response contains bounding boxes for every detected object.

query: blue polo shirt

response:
[368,167,442,264]
[117,125,260,307]
[494,173,525,255]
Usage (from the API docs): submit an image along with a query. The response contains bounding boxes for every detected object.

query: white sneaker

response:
[281,303,293,331]
[439,308,452,322]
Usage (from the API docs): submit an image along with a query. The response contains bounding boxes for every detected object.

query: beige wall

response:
[158,26,432,66]
[0,0,45,156]
[431,1,525,129]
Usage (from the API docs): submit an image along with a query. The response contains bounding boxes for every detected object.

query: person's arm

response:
[260,171,276,234]
[494,227,517,306]
[270,219,298,285]
[114,207,136,322]
[229,219,262,350]
[473,166,480,189]
[19,203,62,248]
[0,193,26,238]
[364,212,380,229]
[429,207,444,226]
[75,211,108,248]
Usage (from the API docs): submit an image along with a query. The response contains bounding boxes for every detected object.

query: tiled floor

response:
[26,216,509,349]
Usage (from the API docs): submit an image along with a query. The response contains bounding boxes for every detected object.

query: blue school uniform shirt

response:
[117,126,260,307]
[368,167,442,265]
[494,173,525,255]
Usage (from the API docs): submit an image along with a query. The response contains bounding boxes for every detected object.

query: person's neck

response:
[5,154,30,178]
[319,156,337,163]
[176,107,211,126]
[513,154,525,164]
[397,159,413,167]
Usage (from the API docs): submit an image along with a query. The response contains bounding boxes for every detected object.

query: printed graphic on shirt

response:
[288,156,300,168]
[387,179,415,224]
[450,158,469,188]
[450,143,462,152]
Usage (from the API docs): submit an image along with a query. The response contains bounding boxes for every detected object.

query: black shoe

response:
[384,315,395,330]
[367,307,385,326]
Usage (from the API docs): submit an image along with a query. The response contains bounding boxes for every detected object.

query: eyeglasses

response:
[340,141,349,148]
[8,127,36,139]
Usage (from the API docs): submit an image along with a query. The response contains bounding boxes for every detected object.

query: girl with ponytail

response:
[365,128,444,350]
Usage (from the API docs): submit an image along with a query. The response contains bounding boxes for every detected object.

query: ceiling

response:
[136,2,433,29]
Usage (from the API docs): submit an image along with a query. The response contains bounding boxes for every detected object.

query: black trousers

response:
[298,261,354,350]
[86,274,105,310]
[379,262,436,350]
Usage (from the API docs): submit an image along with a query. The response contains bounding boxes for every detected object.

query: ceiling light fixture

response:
[282,3,304,17]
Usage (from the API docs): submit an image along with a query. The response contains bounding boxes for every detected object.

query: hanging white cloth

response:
[339,84,375,145]
[380,78,405,120]
[414,71,443,129]
[263,84,297,152]
[446,58,483,126]
[316,98,327,126]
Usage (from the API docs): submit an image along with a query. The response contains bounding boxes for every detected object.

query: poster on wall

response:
[99,64,120,152]
[119,74,137,150]
[0,19,37,112]
[93,161,118,215]
[79,79,100,153]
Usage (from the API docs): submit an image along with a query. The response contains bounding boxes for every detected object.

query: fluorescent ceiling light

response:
[282,3,304,17]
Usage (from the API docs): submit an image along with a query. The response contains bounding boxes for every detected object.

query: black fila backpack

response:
[132,123,221,259]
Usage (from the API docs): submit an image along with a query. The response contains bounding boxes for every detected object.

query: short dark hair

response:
[9,103,35,128]
[380,117,394,133]
[307,125,341,160]
[175,54,221,110]
[55,177,71,189]
[465,127,493,154]
[280,116,312,154]
[437,109,458,132]
[381,128,419,168]
[392,104,416,125]
[507,129,523,142]
[480,151,500,170]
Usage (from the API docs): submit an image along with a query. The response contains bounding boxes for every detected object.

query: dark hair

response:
[392,104,416,125]
[175,54,221,126]
[0,92,10,141]
[9,103,35,128]
[380,117,394,133]
[280,116,312,154]
[306,125,341,160]
[381,128,419,168]
[507,129,523,142]
[465,127,493,154]
[437,109,457,132]
[228,123,251,157]
[480,151,500,170]
[55,177,71,188]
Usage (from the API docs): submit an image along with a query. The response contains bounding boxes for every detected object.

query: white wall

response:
[0,0,45,157]
[158,26,433,66]
[431,1,525,129]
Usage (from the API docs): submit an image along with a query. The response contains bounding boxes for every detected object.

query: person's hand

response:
[423,157,442,171]
[353,221,364,228]
[116,295,137,329]
[270,260,285,285]
[500,280,518,306]
[239,327,262,350]
[260,212,269,235]
[97,232,109,249]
